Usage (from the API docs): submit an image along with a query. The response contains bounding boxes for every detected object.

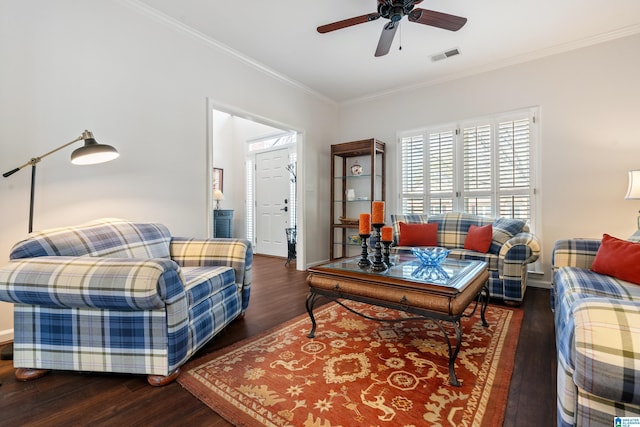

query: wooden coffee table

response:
[306,254,489,386]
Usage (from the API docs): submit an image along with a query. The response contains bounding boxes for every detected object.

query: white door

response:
[255,148,290,257]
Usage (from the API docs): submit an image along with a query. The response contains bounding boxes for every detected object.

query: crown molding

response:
[342,24,640,107]
[117,0,336,106]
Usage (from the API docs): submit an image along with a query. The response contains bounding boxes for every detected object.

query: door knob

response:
[280,206,288,212]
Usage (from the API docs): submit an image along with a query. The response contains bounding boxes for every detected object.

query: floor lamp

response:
[1,130,119,360]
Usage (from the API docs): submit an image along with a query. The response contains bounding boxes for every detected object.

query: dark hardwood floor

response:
[0,255,556,426]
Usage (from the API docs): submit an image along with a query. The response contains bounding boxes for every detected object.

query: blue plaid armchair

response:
[0,218,252,386]
[391,212,540,304]
[552,230,640,426]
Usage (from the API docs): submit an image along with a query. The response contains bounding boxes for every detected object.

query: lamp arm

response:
[2,134,85,178]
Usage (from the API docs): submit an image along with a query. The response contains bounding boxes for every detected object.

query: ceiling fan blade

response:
[317,13,380,33]
[408,9,467,31]
[374,21,398,57]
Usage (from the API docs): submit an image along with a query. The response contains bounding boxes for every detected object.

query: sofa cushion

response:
[573,298,640,405]
[398,222,438,246]
[10,218,172,260]
[181,266,237,308]
[426,212,493,249]
[464,224,493,253]
[591,234,640,285]
[489,218,526,255]
[390,214,429,246]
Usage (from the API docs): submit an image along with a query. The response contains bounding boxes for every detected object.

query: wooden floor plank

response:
[0,255,555,426]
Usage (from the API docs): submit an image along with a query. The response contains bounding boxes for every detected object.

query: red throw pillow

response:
[464,224,493,253]
[591,234,640,285]
[398,222,438,246]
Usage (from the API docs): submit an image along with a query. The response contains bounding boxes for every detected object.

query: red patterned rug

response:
[178,300,522,426]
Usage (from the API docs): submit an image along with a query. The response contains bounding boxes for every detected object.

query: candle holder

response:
[381,240,393,267]
[358,234,372,268]
[371,224,387,272]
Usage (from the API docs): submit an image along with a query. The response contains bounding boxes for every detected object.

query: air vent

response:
[431,48,460,62]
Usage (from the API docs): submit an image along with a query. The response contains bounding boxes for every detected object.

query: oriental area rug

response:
[178,300,523,427]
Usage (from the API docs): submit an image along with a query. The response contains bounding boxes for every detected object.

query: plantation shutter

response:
[246,159,254,241]
[400,135,425,213]
[462,125,492,217]
[398,107,537,238]
[498,118,532,222]
[428,130,454,215]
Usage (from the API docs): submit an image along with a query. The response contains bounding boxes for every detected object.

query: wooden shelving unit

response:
[330,139,385,260]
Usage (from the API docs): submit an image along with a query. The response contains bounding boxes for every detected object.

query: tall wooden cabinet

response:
[330,139,386,260]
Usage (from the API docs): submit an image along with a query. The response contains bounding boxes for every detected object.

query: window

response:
[248,132,296,152]
[245,159,254,242]
[399,108,538,230]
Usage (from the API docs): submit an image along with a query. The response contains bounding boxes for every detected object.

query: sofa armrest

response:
[498,232,540,277]
[551,239,601,271]
[0,256,184,310]
[170,238,252,288]
[573,298,640,405]
[500,232,541,263]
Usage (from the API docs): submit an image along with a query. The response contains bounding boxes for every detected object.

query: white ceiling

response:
[136,0,640,103]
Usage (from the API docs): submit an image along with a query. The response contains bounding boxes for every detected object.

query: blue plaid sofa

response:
[390,212,540,303]
[552,230,640,426]
[0,218,252,386]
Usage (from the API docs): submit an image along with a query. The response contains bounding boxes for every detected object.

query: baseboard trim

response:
[0,328,14,344]
[528,277,551,289]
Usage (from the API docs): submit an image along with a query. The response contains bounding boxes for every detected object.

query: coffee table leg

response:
[449,321,463,386]
[306,291,319,338]
[433,319,462,386]
[480,285,490,327]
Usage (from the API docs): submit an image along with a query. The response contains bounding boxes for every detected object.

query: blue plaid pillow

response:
[489,218,526,255]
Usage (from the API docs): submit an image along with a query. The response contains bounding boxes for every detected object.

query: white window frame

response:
[398,107,540,236]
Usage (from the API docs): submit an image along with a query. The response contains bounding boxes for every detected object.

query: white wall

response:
[0,0,337,340]
[337,33,640,284]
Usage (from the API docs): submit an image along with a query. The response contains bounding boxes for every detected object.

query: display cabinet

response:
[330,139,385,260]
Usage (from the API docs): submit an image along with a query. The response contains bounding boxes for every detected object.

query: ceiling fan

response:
[317,0,467,57]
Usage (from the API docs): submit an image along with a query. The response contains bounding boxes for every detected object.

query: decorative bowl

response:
[411,264,450,283]
[411,247,450,266]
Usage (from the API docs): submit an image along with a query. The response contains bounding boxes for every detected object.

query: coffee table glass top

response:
[313,255,486,291]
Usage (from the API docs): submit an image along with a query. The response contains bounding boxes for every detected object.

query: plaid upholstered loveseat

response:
[390,212,540,303]
[0,218,252,386]
[552,230,640,426]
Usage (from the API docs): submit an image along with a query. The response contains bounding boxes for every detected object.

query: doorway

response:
[255,147,293,257]
[208,100,303,268]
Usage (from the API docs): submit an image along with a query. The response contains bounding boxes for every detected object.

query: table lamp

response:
[625,169,640,229]
[214,189,224,210]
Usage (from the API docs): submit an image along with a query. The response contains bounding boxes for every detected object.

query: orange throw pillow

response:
[591,234,640,285]
[464,224,493,253]
[398,222,438,246]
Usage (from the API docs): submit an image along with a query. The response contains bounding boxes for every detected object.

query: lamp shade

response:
[213,190,224,201]
[625,170,640,200]
[70,131,119,165]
